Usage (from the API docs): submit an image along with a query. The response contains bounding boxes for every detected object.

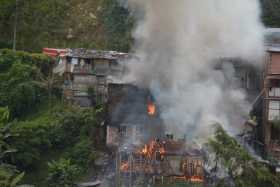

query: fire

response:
[190,176,204,183]
[120,161,129,172]
[142,144,148,155]
[173,176,204,183]
[147,101,156,116]
[119,139,204,184]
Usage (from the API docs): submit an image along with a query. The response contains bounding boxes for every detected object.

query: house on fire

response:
[106,83,165,148]
[43,48,130,107]
[43,28,280,165]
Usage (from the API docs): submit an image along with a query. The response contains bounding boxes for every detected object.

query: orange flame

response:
[147,102,156,116]
[190,176,204,183]
[120,161,129,172]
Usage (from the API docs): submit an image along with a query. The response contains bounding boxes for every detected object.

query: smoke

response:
[121,0,264,140]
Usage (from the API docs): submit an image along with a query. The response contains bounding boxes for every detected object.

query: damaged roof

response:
[106,83,152,126]
[67,48,130,60]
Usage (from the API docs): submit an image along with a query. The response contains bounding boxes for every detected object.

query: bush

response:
[47,158,80,187]
[208,125,280,187]
[0,49,52,118]
[66,138,95,173]
[10,120,54,168]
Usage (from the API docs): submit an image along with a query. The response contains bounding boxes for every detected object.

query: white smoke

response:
[121,0,264,140]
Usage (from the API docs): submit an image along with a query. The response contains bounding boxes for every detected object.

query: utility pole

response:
[13,0,19,51]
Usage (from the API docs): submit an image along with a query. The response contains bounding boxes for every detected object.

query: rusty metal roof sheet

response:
[67,48,130,60]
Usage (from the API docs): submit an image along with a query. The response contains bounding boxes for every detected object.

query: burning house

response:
[105,83,204,186]
[106,83,164,147]
[116,138,204,186]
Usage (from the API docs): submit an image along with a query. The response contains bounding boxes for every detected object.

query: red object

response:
[43,48,67,57]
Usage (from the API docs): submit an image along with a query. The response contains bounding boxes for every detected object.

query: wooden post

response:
[129,153,133,187]
[116,150,121,187]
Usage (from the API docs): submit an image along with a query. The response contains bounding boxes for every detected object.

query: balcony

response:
[73,66,93,75]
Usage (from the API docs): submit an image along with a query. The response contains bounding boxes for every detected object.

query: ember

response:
[120,161,129,172]
[190,176,204,183]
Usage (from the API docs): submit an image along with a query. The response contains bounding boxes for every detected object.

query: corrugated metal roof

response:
[267,46,280,52]
[67,48,130,60]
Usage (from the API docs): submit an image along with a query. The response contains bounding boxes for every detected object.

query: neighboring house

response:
[43,48,67,58]
[262,45,280,161]
[44,48,130,107]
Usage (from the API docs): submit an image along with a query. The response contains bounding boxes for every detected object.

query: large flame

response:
[147,101,156,116]
[190,176,204,183]
[119,139,204,183]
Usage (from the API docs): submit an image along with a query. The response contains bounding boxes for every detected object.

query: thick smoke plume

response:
[122,0,264,140]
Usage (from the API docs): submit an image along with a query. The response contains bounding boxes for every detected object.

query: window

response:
[269,87,280,97]
[268,100,280,121]
[119,126,127,137]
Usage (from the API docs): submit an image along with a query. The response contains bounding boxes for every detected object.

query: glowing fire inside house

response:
[147,101,156,116]
[119,138,204,183]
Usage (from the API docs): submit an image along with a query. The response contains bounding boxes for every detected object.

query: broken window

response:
[119,126,127,137]
[268,100,280,121]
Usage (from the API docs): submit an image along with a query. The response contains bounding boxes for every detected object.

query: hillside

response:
[0,0,133,52]
[0,0,278,53]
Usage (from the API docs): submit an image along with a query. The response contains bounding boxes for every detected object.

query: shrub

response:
[47,158,80,187]
[66,138,95,173]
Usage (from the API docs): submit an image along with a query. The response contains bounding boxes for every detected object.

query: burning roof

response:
[107,83,159,126]
[118,138,204,184]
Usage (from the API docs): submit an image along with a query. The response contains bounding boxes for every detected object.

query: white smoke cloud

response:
[122,0,264,140]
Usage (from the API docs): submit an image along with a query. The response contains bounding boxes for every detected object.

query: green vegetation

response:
[261,0,280,27]
[47,158,80,187]
[0,107,27,187]
[0,0,133,52]
[208,125,280,187]
[0,49,52,118]
[0,0,279,53]
[0,49,105,186]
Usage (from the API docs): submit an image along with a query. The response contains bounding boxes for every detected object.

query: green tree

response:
[0,107,26,187]
[47,158,80,187]
[208,124,280,187]
[0,49,52,118]
[99,0,134,52]
[33,69,63,106]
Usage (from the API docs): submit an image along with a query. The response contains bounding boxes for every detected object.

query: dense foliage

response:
[99,0,134,52]
[0,107,27,187]
[0,49,104,186]
[11,105,101,186]
[0,0,133,52]
[208,125,280,187]
[0,0,279,53]
[261,0,280,27]
[47,158,80,187]
[0,49,52,118]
